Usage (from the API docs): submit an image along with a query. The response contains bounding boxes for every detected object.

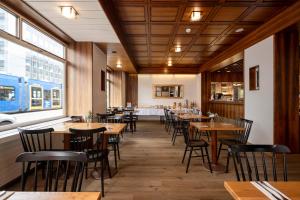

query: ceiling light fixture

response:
[226,70,231,73]
[191,11,202,21]
[61,6,78,19]
[167,60,172,67]
[185,27,191,34]
[116,63,122,68]
[175,46,181,53]
[235,28,244,33]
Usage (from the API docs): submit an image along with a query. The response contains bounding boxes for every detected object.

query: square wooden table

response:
[190,122,244,171]
[224,181,300,200]
[0,192,101,200]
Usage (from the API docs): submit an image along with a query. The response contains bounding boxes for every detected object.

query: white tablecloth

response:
[136,108,164,116]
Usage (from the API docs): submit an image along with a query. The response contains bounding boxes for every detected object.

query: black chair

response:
[229,144,290,181]
[96,113,115,123]
[123,112,137,133]
[181,121,212,173]
[170,113,184,145]
[16,151,87,192]
[217,118,253,172]
[164,109,172,133]
[69,127,111,197]
[18,128,55,152]
[70,116,84,122]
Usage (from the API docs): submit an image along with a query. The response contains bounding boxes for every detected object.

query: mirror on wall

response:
[249,65,260,90]
[153,85,184,98]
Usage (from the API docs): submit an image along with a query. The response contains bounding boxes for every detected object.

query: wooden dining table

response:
[0,191,101,200]
[177,114,210,120]
[190,122,244,171]
[224,181,300,200]
[52,122,126,150]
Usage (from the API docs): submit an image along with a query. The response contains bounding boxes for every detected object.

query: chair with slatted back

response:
[229,144,290,181]
[69,127,111,197]
[181,121,212,173]
[70,116,84,122]
[16,151,87,192]
[217,118,253,173]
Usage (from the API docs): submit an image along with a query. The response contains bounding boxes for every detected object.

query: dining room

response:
[0,0,300,200]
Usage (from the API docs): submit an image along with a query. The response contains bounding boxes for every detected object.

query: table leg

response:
[204,130,225,172]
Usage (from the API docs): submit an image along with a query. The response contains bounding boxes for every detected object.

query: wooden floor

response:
[8,121,300,199]
[85,121,241,200]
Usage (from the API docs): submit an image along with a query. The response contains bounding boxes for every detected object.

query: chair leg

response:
[117,142,121,160]
[85,162,88,179]
[101,160,105,197]
[172,129,177,145]
[106,157,112,178]
[205,147,213,173]
[200,147,205,164]
[182,145,188,164]
[113,144,118,169]
[186,147,193,173]
[217,143,223,161]
[225,151,230,173]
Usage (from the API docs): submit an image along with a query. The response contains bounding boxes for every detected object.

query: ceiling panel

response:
[108,0,295,69]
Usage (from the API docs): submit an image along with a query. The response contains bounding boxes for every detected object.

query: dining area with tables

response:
[0,0,300,199]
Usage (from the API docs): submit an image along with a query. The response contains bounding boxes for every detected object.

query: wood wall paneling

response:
[274,25,300,153]
[209,101,244,119]
[201,72,211,114]
[67,42,93,116]
[200,1,300,72]
[211,72,243,82]
[125,73,138,107]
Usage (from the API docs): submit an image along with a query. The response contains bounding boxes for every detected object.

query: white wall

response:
[244,36,274,144]
[138,74,201,108]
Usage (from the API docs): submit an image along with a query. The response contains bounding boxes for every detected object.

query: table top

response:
[0,192,101,200]
[190,122,245,131]
[177,114,210,120]
[53,122,126,135]
[224,181,300,200]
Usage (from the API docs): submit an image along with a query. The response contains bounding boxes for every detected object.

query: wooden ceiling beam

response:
[138,67,200,74]
[98,0,138,72]
[200,1,300,72]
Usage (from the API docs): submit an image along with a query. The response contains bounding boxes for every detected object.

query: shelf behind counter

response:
[208,100,244,119]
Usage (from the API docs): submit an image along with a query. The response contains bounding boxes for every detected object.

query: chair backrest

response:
[181,120,190,145]
[229,144,290,182]
[237,118,253,143]
[70,116,84,122]
[69,127,107,153]
[16,151,87,192]
[18,128,54,152]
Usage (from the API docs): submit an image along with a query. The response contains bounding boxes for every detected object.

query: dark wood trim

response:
[274,25,300,153]
[98,0,138,71]
[1,0,74,44]
[200,1,300,72]
[201,72,211,114]
[138,67,200,74]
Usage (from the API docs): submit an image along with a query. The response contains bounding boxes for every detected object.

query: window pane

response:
[0,37,64,126]
[22,21,64,58]
[0,7,17,36]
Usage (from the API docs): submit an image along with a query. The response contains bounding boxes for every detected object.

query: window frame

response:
[0,6,19,38]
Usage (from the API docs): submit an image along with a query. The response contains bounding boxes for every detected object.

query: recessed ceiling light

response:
[61,6,78,19]
[226,70,231,73]
[191,11,202,21]
[217,71,221,73]
[175,46,181,53]
[185,27,191,33]
[116,63,122,68]
[167,60,172,66]
[233,63,238,66]
[235,28,244,33]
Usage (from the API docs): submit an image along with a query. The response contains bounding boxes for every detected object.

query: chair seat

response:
[189,139,208,147]
[219,138,242,146]
[86,149,109,160]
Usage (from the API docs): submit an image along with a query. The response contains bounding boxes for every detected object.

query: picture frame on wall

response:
[249,65,259,90]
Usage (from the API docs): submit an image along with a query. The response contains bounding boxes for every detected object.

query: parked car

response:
[0,114,16,125]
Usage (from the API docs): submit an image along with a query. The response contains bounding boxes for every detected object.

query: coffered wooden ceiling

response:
[100,0,296,73]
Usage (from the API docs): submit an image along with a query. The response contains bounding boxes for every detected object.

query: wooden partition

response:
[274,25,300,153]
[125,73,138,107]
[208,101,244,119]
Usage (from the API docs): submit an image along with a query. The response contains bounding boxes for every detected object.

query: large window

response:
[0,7,17,36]
[22,22,65,58]
[0,6,65,129]
[106,70,111,108]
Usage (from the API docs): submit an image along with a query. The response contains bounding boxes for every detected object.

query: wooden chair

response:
[217,118,253,172]
[170,112,184,145]
[16,151,87,192]
[69,127,111,197]
[70,116,84,122]
[164,109,172,133]
[229,144,290,181]
[124,111,137,133]
[181,121,212,173]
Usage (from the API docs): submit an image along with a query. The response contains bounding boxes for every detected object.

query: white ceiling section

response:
[23,0,120,43]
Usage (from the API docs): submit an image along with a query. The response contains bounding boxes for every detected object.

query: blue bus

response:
[0,74,62,113]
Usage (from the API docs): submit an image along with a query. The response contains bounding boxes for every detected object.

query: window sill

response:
[0,117,71,145]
